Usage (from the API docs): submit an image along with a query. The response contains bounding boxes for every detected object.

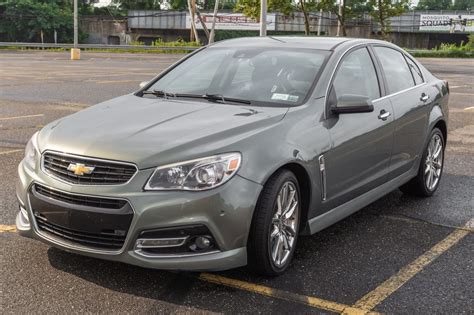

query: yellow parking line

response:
[0,224,17,233]
[0,149,23,155]
[199,273,378,314]
[464,106,474,111]
[0,114,44,121]
[353,218,473,311]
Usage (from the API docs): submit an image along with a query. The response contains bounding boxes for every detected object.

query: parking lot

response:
[0,51,473,314]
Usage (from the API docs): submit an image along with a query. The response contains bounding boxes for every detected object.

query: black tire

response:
[400,128,445,197]
[247,169,301,276]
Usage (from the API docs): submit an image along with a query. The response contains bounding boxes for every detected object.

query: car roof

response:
[211,36,388,51]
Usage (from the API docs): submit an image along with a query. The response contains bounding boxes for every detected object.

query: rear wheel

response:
[248,170,300,276]
[400,128,445,197]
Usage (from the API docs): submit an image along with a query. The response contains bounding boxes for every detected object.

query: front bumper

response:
[16,159,262,271]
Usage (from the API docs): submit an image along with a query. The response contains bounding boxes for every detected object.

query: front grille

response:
[35,214,126,250]
[34,184,126,209]
[42,152,137,185]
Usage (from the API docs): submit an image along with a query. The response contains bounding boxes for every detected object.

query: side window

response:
[405,56,424,85]
[374,46,415,94]
[333,48,380,101]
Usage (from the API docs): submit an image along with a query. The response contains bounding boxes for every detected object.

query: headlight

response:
[24,132,39,170]
[145,153,241,191]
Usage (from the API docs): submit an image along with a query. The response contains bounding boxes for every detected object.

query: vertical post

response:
[317,9,322,36]
[74,0,78,47]
[337,0,342,36]
[71,0,80,60]
[260,0,267,36]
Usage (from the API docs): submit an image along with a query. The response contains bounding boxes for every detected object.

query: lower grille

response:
[30,184,134,251]
[35,214,126,250]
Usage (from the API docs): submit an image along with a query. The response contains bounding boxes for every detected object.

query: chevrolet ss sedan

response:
[16,37,449,275]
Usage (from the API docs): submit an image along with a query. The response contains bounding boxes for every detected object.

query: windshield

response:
[146,47,330,106]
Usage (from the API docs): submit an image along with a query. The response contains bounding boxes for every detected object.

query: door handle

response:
[378,110,391,121]
[420,93,430,102]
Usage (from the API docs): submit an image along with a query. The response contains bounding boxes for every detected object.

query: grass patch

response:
[410,35,474,58]
[0,38,201,54]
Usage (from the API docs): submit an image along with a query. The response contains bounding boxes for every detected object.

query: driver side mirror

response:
[328,86,374,114]
[331,94,374,114]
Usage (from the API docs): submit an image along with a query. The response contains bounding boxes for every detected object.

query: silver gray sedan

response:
[16,37,449,275]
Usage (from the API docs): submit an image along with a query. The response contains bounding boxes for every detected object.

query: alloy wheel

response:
[424,134,443,191]
[269,181,299,267]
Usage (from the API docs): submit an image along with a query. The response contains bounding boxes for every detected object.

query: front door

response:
[323,47,394,210]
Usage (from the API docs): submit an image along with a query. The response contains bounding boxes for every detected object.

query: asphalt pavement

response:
[0,51,473,314]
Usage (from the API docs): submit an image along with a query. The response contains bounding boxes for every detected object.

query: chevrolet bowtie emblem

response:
[67,163,95,176]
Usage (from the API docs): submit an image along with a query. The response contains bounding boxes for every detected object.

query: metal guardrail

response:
[2,41,466,55]
[0,42,199,51]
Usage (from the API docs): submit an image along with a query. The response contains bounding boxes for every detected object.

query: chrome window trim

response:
[41,150,138,187]
[324,43,428,117]
[372,82,427,103]
[28,182,135,256]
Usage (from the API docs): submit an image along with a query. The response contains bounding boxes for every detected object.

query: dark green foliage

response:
[0,0,77,42]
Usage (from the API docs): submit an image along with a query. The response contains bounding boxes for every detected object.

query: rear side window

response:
[374,46,415,94]
[405,56,424,85]
[333,47,380,101]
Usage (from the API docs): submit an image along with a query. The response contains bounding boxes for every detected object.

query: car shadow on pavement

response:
[45,174,469,309]
[46,247,224,312]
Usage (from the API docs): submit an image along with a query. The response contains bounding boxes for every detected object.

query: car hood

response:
[38,95,288,169]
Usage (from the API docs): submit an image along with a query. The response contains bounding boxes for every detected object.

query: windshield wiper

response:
[177,93,251,105]
[142,90,176,98]
[142,90,251,105]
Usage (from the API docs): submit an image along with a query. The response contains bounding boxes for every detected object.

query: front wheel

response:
[400,128,445,197]
[248,170,300,276]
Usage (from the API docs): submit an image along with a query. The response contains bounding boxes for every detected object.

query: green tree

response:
[451,0,473,10]
[0,0,75,42]
[298,0,318,35]
[316,0,368,36]
[234,0,293,20]
[416,0,452,10]
[236,0,325,35]
[368,0,408,40]
[112,0,162,10]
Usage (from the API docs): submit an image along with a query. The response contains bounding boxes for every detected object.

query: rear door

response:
[323,46,394,210]
[372,46,432,178]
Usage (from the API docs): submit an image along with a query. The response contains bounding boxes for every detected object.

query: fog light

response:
[191,236,213,251]
[135,237,188,249]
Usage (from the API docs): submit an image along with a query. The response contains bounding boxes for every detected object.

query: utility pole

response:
[71,0,80,60]
[260,0,267,36]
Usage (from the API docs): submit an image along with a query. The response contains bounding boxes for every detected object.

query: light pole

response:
[260,0,267,36]
[71,0,80,60]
